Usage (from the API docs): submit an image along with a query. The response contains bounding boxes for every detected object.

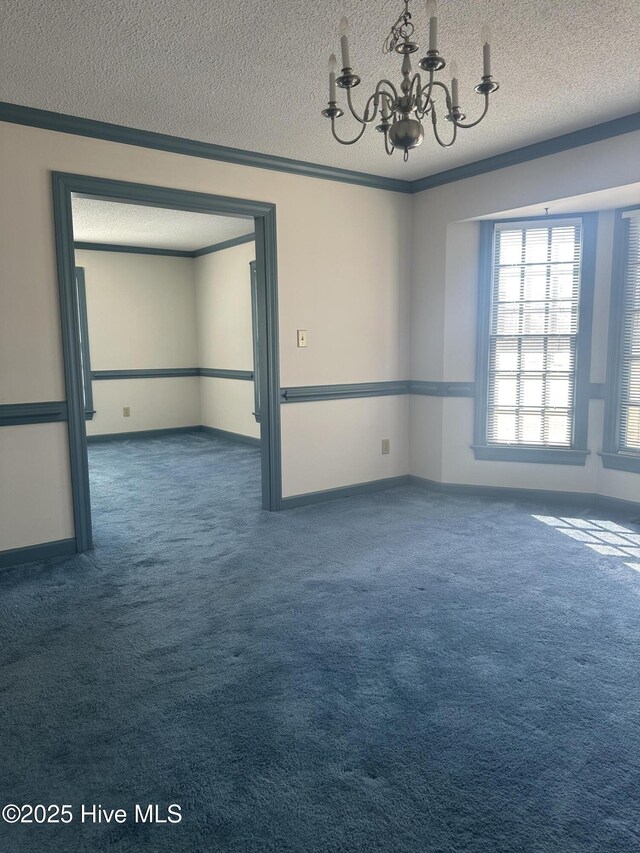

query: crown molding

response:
[2,101,639,195]
[74,232,255,258]
[411,112,640,192]
[74,241,193,257]
[0,102,409,194]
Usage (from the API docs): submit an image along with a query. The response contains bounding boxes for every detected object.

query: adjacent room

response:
[71,197,262,542]
[1,1,639,852]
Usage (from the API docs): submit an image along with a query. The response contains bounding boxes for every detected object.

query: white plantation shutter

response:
[487,220,582,447]
[620,211,640,452]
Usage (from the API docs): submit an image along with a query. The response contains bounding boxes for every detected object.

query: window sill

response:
[600,452,640,474]
[472,445,590,465]
[85,410,95,421]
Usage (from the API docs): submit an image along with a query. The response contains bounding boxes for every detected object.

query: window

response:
[474,216,597,464]
[602,208,640,473]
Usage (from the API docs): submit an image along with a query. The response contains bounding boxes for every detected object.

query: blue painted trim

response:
[473,214,596,464]
[2,102,409,194]
[249,260,261,422]
[602,206,640,473]
[86,425,260,446]
[281,476,411,509]
[52,172,282,556]
[92,368,200,380]
[407,475,640,512]
[75,234,255,258]
[590,383,606,400]
[0,538,77,569]
[52,173,93,551]
[282,381,410,402]
[74,267,95,420]
[0,401,68,426]
[201,426,260,447]
[472,445,590,465]
[409,380,475,397]
[600,452,640,474]
[255,204,282,510]
[199,368,254,380]
[473,221,494,447]
[91,368,254,380]
[3,102,639,195]
[74,241,194,257]
[87,426,201,443]
[412,112,640,192]
[574,214,598,449]
[193,233,255,256]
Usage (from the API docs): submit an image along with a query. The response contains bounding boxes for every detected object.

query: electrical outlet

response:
[381,438,391,455]
[297,329,308,347]
[123,406,131,417]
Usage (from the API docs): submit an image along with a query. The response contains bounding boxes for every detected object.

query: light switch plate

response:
[297,329,308,347]
[381,438,391,455]
[123,406,131,417]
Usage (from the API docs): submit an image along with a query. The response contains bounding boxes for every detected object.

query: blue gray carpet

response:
[1,432,639,852]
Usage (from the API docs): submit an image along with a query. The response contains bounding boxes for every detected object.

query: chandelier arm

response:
[346,87,380,125]
[331,117,368,145]
[431,104,458,148]
[375,79,400,102]
[415,98,433,120]
[383,130,395,156]
[453,94,490,129]
[420,71,436,109]
[410,72,422,110]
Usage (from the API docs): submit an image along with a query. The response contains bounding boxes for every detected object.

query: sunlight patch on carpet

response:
[532,515,640,575]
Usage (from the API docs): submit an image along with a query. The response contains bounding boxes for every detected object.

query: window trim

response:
[473,213,597,465]
[74,267,95,421]
[602,206,640,474]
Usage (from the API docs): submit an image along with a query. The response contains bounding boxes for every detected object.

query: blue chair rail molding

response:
[91,368,254,380]
[0,401,68,426]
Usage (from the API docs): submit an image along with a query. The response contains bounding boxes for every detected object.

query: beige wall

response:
[75,249,201,436]
[0,120,411,548]
[409,129,640,502]
[195,240,259,439]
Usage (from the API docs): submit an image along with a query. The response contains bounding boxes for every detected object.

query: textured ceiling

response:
[477,184,640,219]
[474,183,640,220]
[2,1,639,181]
[71,198,254,250]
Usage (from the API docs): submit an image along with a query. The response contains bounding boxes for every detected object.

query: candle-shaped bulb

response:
[426,1,438,51]
[481,25,491,76]
[339,16,351,68]
[328,53,338,102]
[381,96,391,120]
[450,61,459,107]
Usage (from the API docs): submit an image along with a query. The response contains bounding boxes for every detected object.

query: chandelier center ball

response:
[389,118,424,152]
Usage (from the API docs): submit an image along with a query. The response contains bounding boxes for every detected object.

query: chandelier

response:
[322,0,499,161]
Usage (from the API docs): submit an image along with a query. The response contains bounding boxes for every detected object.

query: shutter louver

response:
[620,211,640,453]
[487,220,582,447]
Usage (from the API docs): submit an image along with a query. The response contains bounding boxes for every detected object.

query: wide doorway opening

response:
[52,174,281,553]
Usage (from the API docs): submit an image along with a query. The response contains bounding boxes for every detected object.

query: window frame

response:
[602,206,640,474]
[473,213,598,465]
